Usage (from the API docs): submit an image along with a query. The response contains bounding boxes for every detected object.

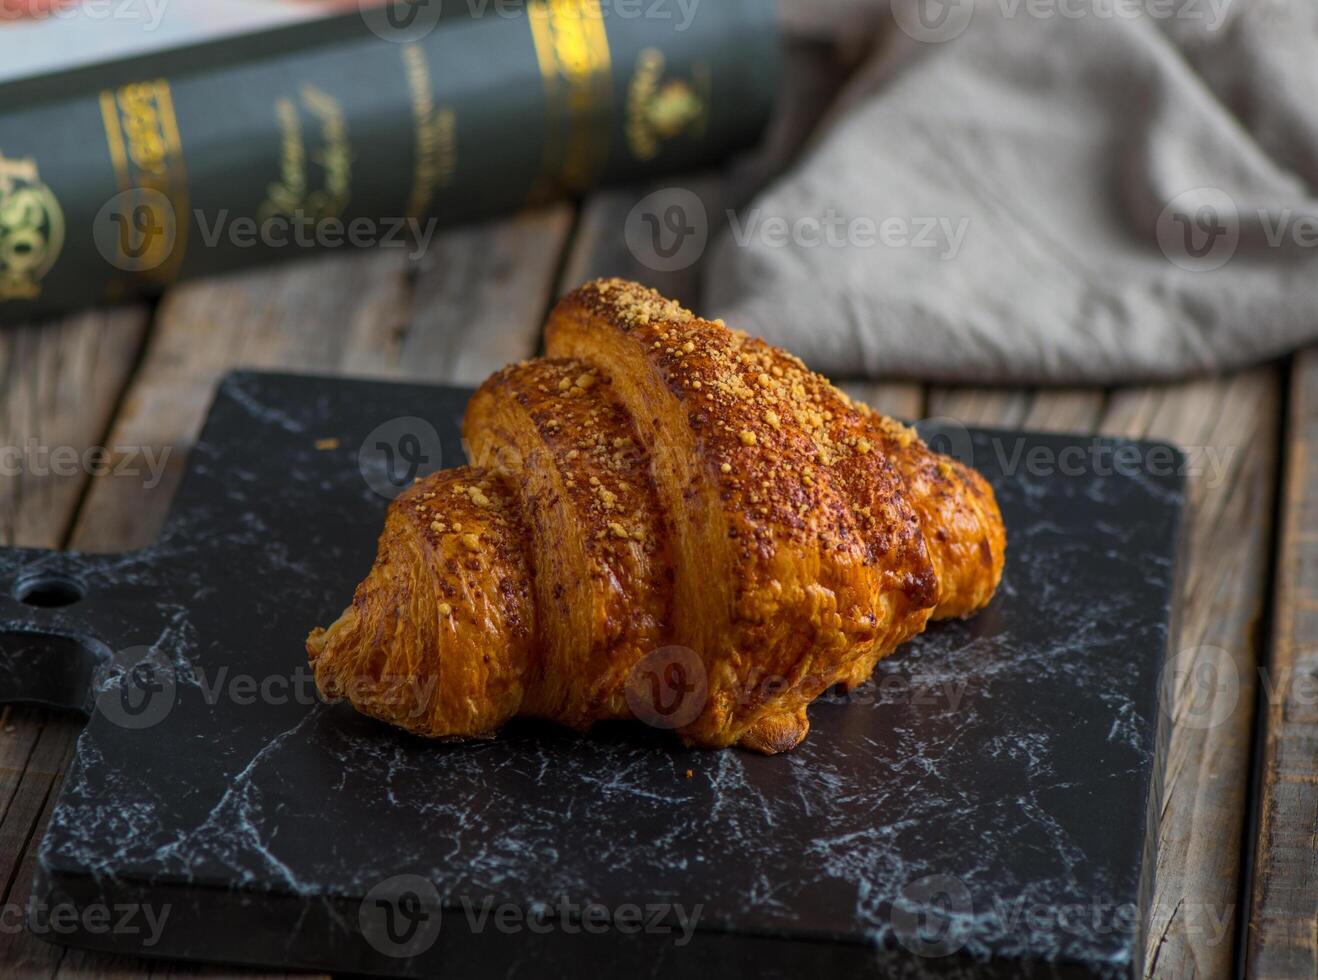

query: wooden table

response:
[0,41,1313,980]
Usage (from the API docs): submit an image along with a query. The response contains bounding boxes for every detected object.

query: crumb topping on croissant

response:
[308,279,1006,753]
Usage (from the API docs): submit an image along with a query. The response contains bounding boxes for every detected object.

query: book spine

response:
[0,0,779,324]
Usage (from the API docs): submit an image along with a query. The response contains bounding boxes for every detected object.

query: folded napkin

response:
[706,0,1318,383]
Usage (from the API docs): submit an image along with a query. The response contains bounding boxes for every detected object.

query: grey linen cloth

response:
[705,0,1318,383]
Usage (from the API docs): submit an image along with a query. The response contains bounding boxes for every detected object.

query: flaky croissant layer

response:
[307,280,1006,753]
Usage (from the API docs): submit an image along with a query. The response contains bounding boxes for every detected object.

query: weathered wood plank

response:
[370,206,574,382]
[0,309,148,549]
[1020,389,1107,434]
[66,251,409,554]
[1096,370,1282,979]
[845,387,1105,438]
[927,387,1106,437]
[0,712,83,978]
[0,707,45,830]
[924,387,1033,429]
[839,381,924,422]
[1247,350,1318,978]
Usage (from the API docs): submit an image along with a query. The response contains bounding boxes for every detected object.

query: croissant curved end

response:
[307,470,536,739]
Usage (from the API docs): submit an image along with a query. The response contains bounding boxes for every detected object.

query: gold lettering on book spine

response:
[527,0,612,201]
[402,44,457,221]
[259,85,352,224]
[99,79,189,291]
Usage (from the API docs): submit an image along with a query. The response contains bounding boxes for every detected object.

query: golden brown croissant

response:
[307,279,1006,753]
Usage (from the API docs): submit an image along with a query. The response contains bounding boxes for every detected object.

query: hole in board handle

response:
[13,573,86,609]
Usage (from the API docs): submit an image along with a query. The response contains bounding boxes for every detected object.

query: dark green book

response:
[0,0,779,324]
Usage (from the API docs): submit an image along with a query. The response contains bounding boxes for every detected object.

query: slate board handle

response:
[0,547,168,717]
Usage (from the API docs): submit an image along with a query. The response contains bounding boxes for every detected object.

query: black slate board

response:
[0,372,1184,978]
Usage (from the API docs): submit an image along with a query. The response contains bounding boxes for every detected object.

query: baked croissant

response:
[307,279,1005,753]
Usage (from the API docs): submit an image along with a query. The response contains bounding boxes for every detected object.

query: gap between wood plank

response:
[1245,349,1318,979]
